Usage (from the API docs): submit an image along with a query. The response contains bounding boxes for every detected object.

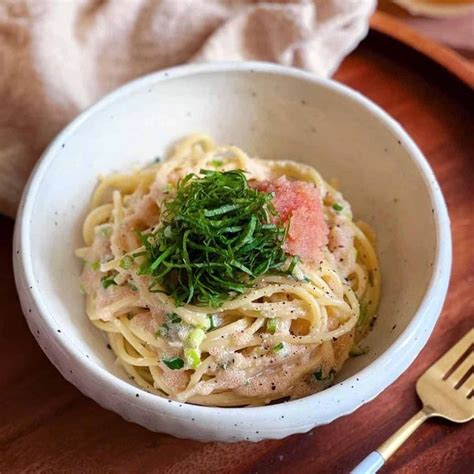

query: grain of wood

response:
[0,23,473,474]
[371,11,474,87]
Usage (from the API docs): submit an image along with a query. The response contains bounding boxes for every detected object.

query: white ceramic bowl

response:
[13,62,451,442]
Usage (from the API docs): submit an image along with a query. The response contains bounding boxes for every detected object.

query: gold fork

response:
[351,329,474,473]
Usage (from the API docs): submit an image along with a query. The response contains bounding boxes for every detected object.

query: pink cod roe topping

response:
[255,176,328,263]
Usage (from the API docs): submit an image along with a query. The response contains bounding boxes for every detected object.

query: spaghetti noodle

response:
[76,134,380,406]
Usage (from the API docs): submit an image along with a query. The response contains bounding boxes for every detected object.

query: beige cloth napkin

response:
[0,0,375,218]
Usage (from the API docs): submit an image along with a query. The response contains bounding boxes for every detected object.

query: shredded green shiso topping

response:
[137,169,293,308]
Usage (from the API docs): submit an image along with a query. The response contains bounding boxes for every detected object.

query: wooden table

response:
[378,1,474,59]
[1,19,473,473]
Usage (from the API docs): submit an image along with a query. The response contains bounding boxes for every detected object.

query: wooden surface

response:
[371,11,474,87]
[1,25,473,474]
[378,1,474,59]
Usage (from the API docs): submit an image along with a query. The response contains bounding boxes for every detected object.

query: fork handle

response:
[351,408,432,473]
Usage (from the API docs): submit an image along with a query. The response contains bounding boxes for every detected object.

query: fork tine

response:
[445,353,474,388]
[456,374,473,398]
[455,363,474,395]
[426,329,474,379]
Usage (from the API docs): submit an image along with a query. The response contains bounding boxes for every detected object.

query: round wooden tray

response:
[0,13,472,473]
[370,11,474,87]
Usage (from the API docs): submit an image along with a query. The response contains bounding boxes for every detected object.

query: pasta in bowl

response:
[76,134,380,407]
[14,62,450,441]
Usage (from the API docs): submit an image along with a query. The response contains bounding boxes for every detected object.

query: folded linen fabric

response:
[0,0,375,217]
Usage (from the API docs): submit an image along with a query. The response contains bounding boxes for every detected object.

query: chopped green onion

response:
[197,317,211,331]
[312,369,323,381]
[100,227,112,238]
[312,368,336,382]
[128,281,138,292]
[79,283,85,294]
[185,328,206,348]
[208,314,219,331]
[273,342,285,352]
[210,160,223,167]
[155,324,168,338]
[91,261,100,271]
[167,313,182,324]
[332,202,343,212]
[266,318,277,334]
[163,183,173,194]
[162,357,184,370]
[119,255,134,270]
[184,348,201,369]
[101,275,117,289]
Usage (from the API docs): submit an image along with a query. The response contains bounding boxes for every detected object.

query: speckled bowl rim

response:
[14,62,451,438]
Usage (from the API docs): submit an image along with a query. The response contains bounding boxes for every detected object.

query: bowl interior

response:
[24,67,438,390]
